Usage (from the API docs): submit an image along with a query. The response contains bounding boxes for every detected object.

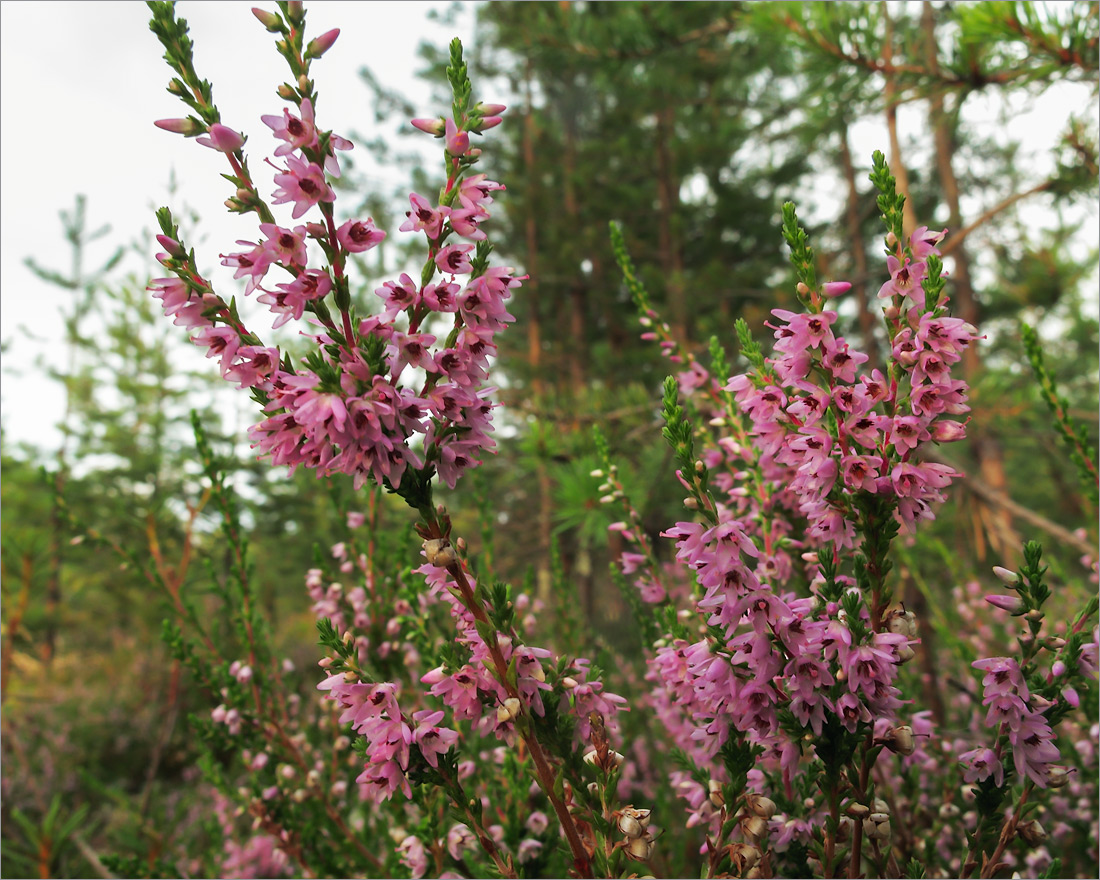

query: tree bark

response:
[838,127,880,367]
[921,0,1019,561]
[882,2,919,241]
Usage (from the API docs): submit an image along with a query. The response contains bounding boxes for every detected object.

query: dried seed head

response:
[423,538,457,567]
[624,836,653,861]
[1018,820,1047,846]
[746,793,776,819]
[882,725,915,756]
[617,814,643,838]
[742,815,768,841]
[708,779,725,807]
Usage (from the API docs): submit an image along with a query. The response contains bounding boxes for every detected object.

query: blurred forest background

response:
[2,1,1097,876]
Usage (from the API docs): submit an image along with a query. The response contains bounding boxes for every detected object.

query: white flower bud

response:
[992,566,1018,585]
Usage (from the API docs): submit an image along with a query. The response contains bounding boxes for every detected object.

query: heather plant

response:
[141,2,1097,878]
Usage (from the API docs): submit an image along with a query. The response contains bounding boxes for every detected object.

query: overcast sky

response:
[0,0,474,454]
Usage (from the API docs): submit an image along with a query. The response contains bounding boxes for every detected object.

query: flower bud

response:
[821,281,852,297]
[985,593,1024,613]
[411,117,446,136]
[251,7,283,31]
[475,102,507,116]
[992,566,1019,585]
[305,28,340,58]
[931,420,967,442]
[155,117,202,136]
[278,83,296,99]
[445,118,470,156]
[156,234,185,259]
[199,123,245,153]
[474,116,503,132]
[1025,608,1044,623]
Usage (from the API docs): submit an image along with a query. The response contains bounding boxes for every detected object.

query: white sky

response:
[1,1,1096,460]
[0,0,475,455]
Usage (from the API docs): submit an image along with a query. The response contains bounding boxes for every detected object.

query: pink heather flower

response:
[221,241,273,293]
[877,256,927,307]
[396,834,427,879]
[447,825,476,860]
[910,225,947,259]
[262,99,318,155]
[435,243,474,276]
[400,193,448,239]
[517,839,543,864]
[526,811,550,835]
[1010,714,1062,787]
[445,117,470,156]
[959,747,1005,787]
[259,223,308,268]
[769,309,837,353]
[887,415,930,454]
[149,276,194,318]
[336,218,384,252]
[375,274,420,315]
[412,709,458,768]
[823,341,869,383]
[271,155,335,219]
[193,325,240,368]
[890,461,955,498]
[974,657,1030,702]
[346,511,366,529]
[422,280,460,312]
[458,173,505,208]
[841,454,883,492]
[449,203,489,240]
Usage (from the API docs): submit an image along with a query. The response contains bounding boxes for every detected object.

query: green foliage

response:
[1021,322,1099,506]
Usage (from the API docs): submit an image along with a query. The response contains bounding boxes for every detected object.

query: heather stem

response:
[423,517,594,878]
